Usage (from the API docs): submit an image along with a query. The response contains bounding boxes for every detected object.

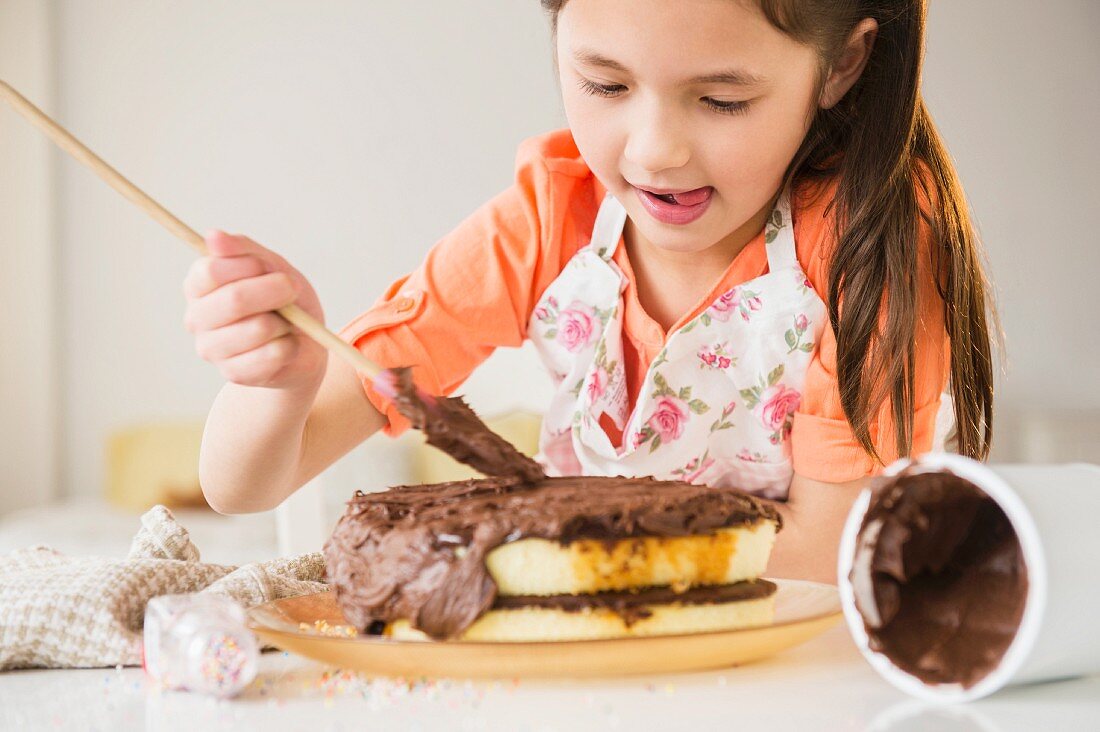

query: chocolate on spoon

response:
[377,367,546,484]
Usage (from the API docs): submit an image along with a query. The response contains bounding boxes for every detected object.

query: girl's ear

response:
[819,18,879,110]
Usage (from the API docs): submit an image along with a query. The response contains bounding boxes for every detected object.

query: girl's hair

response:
[541,0,996,464]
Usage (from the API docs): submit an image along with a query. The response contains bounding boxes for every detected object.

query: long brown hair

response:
[540,0,996,464]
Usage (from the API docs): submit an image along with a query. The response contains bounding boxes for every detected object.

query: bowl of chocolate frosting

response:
[837,453,1100,702]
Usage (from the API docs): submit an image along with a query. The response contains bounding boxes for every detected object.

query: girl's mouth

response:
[633,185,714,225]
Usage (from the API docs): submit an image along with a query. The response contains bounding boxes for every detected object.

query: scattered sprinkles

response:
[87,654,706,728]
[197,634,252,694]
[298,619,359,638]
[250,668,514,712]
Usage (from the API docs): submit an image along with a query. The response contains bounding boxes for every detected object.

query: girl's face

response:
[556,0,821,255]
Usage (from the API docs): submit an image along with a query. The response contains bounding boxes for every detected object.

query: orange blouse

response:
[339,129,950,482]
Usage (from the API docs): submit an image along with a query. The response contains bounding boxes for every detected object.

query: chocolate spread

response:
[494,579,778,626]
[850,468,1028,688]
[324,475,780,640]
[390,367,545,483]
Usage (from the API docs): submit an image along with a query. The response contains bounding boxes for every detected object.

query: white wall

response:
[0,0,58,513]
[922,0,1100,460]
[51,0,562,501]
[3,1,1097,507]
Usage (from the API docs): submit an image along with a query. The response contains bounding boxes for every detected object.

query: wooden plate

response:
[247,579,842,678]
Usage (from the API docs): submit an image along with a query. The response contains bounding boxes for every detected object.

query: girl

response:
[184,0,995,583]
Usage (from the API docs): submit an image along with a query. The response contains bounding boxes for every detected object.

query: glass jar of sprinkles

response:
[143,594,258,698]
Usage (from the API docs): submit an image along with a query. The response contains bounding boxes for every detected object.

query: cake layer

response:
[388,581,778,642]
[325,475,782,640]
[487,521,776,596]
[494,578,776,617]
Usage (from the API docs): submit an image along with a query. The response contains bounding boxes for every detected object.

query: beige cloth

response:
[0,505,328,670]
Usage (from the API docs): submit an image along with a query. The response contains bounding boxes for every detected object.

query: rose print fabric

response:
[528,190,828,500]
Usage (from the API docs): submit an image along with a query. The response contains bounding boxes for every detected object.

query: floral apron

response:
[528,189,828,500]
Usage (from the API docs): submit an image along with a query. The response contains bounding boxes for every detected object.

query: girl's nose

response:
[622,109,691,174]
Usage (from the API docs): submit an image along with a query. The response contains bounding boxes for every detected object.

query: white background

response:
[1,0,1098,513]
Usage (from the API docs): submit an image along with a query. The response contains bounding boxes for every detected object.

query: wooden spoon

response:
[0,78,382,382]
[0,79,544,483]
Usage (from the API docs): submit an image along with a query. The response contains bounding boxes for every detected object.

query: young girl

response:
[184,0,995,583]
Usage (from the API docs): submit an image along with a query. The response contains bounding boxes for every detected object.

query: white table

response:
[2,625,1097,731]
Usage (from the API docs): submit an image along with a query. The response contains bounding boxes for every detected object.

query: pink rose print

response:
[697,342,735,371]
[737,448,767,463]
[533,306,549,321]
[794,272,814,295]
[706,288,741,323]
[586,368,607,401]
[555,301,598,353]
[742,295,763,320]
[755,384,801,442]
[784,313,815,354]
[709,400,737,433]
[634,372,708,452]
[690,287,761,330]
[647,395,689,443]
[674,454,716,484]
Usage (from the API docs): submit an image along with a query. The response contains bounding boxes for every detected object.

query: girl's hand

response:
[183,231,328,391]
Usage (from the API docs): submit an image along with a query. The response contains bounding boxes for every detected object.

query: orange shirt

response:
[339,129,950,483]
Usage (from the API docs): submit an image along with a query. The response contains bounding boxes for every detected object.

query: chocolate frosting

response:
[494,579,778,626]
[324,475,781,640]
[850,468,1028,688]
[390,367,545,483]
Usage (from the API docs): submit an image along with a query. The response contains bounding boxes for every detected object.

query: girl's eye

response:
[702,98,750,116]
[577,78,625,98]
[577,77,751,116]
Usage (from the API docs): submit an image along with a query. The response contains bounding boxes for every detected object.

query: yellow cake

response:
[324,475,781,642]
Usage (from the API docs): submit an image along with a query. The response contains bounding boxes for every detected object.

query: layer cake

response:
[324,475,782,642]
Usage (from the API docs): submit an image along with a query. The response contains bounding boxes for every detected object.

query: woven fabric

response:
[0,505,327,670]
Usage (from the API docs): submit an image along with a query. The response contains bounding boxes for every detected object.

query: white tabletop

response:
[2,625,1098,732]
